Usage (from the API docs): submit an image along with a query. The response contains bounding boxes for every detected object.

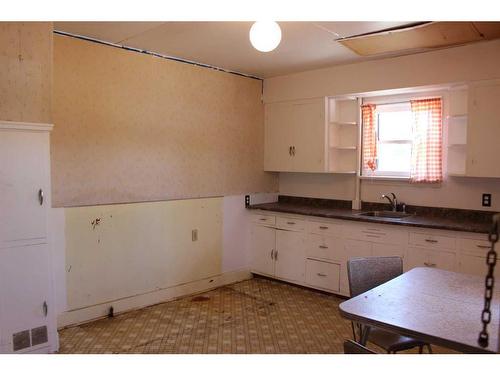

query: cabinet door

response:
[372,243,407,270]
[0,244,52,352]
[290,98,327,172]
[264,102,294,172]
[458,254,500,278]
[407,247,456,272]
[467,80,500,177]
[0,131,49,247]
[250,225,276,277]
[275,229,305,283]
[343,239,372,259]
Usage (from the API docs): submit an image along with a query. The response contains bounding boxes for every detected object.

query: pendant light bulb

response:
[249,21,282,52]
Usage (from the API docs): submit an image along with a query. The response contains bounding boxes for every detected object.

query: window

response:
[362,97,443,182]
[374,103,412,176]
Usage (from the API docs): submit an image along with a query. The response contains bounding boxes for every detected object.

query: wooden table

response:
[339,267,500,353]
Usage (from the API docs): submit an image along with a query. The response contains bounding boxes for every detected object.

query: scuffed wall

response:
[52,34,277,207]
[0,22,52,123]
[65,197,223,310]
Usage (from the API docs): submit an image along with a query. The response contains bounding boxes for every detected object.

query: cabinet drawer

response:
[307,220,342,237]
[459,237,491,257]
[307,235,343,262]
[251,214,276,226]
[409,232,456,250]
[276,216,307,231]
[305,259,340,292]
[344,224,406,245]
[407,247,456,271]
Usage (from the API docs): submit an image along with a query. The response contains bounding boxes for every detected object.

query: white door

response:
[0,131,49,247]
[290,98,327,172]
[467,80,500,177]
[0,244,52,352]
[250,225,276,277]
[275,229,305,283]
[264,102,294,172]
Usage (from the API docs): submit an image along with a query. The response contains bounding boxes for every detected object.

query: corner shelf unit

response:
[447,88,468,176]
[327,97,360,174]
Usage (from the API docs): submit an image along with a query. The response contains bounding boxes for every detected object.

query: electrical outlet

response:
[192,229,198,242]
[245,195,250,207]
[482,193,492,207]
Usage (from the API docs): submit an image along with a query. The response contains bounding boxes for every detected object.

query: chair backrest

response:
[347,256,403,297]
[343,339,376,354]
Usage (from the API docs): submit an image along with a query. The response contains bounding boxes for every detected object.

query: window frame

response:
[363,101,413,178]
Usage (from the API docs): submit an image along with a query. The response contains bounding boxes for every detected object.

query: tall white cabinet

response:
[0,121,57,353]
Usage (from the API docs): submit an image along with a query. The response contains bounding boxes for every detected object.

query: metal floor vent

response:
[12,326,48,351]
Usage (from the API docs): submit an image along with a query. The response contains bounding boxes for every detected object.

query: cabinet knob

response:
[43,301,48,317]
[38,189,44,206]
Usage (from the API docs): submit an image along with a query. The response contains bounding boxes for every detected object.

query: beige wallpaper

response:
[52,35,277,207]
[0,22,53,123]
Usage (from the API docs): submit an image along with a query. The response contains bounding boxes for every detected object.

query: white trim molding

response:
[0,120,53,132]
[57,269,252,329]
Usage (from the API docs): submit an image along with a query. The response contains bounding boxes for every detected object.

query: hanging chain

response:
[478,214,499,348]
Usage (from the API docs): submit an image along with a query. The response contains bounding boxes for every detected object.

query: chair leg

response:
[419,345,423,354]
[426,344,433,354]
[351,322,357,342]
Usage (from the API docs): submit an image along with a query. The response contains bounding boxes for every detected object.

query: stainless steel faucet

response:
[381,193,398,212]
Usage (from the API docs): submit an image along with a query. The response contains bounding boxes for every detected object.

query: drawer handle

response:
[275,250,278,261]
[319,245,329,249]
[362,231,385,235]
[270,249,274,259]
[43,301,48,317]
[317,273,327,277]
[287,221,296,225]
[259,218,268,221]
[424,262,437,267]
[425,239,438,243]
[476,245,490,249]
[365,234,381,238]
[319,226,329,230]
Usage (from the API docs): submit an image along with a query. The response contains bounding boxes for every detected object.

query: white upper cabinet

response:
[264,98,327,172]
[0,125,51,248]
[466,79,500,178]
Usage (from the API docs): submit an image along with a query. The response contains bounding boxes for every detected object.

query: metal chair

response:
[347,256,432,354]
[343,339,376,354]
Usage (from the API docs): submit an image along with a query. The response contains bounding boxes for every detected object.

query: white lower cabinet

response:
[458,254,500,278]
[0,244,53,353]
[250,224,276,277]
[250,212,490,297]
[305,259,340,292]
[275,230,306,283]
[407,247,456,272]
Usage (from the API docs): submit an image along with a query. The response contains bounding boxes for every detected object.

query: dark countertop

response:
[248,196,495,234]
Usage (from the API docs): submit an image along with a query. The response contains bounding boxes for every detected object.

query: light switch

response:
[192,229,198,242]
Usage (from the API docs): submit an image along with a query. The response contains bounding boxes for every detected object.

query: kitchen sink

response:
[357,211,412,219]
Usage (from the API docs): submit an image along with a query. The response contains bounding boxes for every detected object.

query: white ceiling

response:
[54,21,416,78]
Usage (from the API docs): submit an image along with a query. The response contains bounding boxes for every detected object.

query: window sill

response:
[360,175,410,181]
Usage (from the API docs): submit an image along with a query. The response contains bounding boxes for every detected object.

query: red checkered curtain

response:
[410,98,443,183]
[362,104,377,171]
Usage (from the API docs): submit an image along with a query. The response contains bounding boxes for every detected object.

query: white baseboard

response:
[57,269,252,328]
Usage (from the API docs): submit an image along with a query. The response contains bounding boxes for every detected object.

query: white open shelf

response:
[447,88,468,176]
[327,97,360,175]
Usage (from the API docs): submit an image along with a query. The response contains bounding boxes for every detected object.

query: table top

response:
[339,267,500,353]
